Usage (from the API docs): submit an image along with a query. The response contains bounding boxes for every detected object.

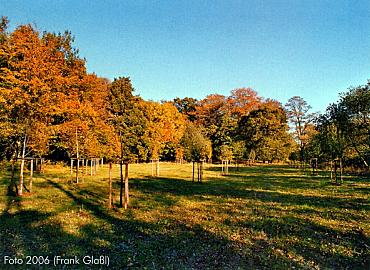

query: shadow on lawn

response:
[132,175,370,212]
[1,178,272,269]
[1,166,369,269]
[238,215,369,269]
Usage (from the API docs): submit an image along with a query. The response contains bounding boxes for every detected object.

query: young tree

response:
[181,123,212,182]
[231,141,245,170]
[107,77,146,208]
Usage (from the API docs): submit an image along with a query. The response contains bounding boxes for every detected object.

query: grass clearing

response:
[0,163,369,269]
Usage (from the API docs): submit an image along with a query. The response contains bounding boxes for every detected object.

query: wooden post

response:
[29,159,33,193]
[124,163,129,209]
[108,162,112,209]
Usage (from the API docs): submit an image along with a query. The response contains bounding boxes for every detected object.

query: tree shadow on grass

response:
[237,215,369,269]
[39,179,259,269]
[1,168,368,269]
[131,176,370,212]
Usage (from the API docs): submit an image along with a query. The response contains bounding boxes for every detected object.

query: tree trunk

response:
[94,158,97,175]
[120,160,123,207]
[29,159,33,193]
[90,159,93,176]
[156,160,159,177]
[340,158,343,184]
[76,159,79,184]
[10,159,17,194]
[40,158,44,173]
[70,159,73,180]
[330,160,333,181]
[85,159,88,175]
[192,161,195,182]
[108,162,112,209]
[18,135,27,196]
[124,163,129,209]
[200,161,204,182]
[81,159,84,175]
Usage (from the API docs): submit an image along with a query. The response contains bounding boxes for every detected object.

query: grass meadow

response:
[0,162,369,269]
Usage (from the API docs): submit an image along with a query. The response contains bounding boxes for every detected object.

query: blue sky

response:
[1,0,369,112]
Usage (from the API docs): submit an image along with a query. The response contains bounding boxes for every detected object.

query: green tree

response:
[238,104,293,163]
[173,97,198,122]
[181,122,212,181]
[340,83,370,169]
[107,77,146,208]
[231,141,245,170]
[219,145,233,161]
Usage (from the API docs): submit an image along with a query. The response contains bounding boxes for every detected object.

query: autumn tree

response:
[143,101,186,161]
[0,21,90,194]
[285,96,317,163]
[228,88,262,119]
[195,94,235,159]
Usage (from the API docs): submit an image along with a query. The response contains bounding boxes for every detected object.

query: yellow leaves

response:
[143,101,186,157]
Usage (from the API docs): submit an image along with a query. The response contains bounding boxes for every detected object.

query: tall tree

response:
[228,88,262,119]
[238,103,293,163]
[340,83,370,168]
[173,97,198,122]
[285,96,317,163]
[0,23,88,194]
[143,101,186,160]
[107,77,146,208]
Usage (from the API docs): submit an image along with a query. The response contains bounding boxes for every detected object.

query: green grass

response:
[0,162,369,269]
